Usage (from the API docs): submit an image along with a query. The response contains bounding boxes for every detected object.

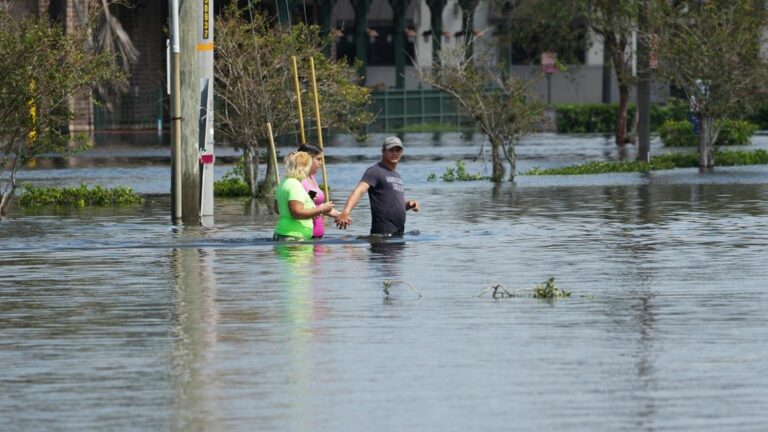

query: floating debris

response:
[477,277,570,300]
[532,277,570,299]
[476,284,518,299]
[383,279,422,299]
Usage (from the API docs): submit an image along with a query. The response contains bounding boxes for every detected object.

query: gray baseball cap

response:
[382,136,404,150]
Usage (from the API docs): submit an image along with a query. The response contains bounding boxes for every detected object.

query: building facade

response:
[13,0,637,130]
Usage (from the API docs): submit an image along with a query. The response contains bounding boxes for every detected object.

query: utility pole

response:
[637,1,651,162]
[170,0,215,225]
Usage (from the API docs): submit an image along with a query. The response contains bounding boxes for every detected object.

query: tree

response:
[0,10,121,215]
[416,39,545,182]
[579,0,639,145]
[215,4,373,196]
[495,0,639,145]
[67,0,138,108]
[649,0,768,168]
[493,0,586,66]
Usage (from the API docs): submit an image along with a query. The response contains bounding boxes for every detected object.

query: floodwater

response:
[2,132,768,431]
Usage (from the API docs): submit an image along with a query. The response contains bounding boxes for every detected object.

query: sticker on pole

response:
[200,152,215,165]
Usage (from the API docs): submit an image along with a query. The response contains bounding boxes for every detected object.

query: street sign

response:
[541,52,557,74]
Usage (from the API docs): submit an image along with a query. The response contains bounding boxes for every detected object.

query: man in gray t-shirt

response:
[335,136,420,236]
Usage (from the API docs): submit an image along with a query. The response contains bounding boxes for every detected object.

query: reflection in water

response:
[170,248,219,431]
[273,243,327,432]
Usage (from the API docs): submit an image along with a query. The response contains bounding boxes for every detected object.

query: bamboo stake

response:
[309,56,330,200]
[291,56,306,145]
[266,122,280,184]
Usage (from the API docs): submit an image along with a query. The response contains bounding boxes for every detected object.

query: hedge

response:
[658,120,758,147]
[554,100,689,133]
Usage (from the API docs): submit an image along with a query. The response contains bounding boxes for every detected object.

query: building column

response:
[350,0,370,79]
[388,0,409,88]
[425,0,447,65]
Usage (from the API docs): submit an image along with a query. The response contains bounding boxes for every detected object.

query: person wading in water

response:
[335,136,419,236]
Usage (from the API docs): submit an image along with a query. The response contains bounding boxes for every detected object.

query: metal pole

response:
[637,0,651,162]
[170,0,182,224]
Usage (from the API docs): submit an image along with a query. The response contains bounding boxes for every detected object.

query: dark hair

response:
[297,143,322,156]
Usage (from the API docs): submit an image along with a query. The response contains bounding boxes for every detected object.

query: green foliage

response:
[650,0,768,166]
[659,120,758,147]
[532,277,570,299]
[18,184,142,208]
[215,4,373,195]
[416,39,545,182]
[715,149,768,166]
[555,104,617,133]
[524,149,768,175]
[0,10,122,214]
[658,120,696,147]
[555,100,690,133]
[494,0,586,65]
[438,161,489,182]
[715,121,759,146]
[214,157,251,197]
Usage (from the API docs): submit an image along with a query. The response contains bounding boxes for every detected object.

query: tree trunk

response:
[698,115,717,168]
[0,191,12,216]
[616,83,630,145]
[243,146,259,197]
[489,135,505,182]
[504,141,517,182]
[0,171,18,216]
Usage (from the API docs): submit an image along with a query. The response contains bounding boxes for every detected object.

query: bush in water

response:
[18,184,142,208]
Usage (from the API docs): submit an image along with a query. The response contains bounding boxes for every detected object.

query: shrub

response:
[433,161,489,182]
[554,99,692,134]
[658,120,697,147]
[18,184,143,207]
[555,103,616,133]
[524,149,767,175]
[214,157,251,197]
[717,120,758,146]
[659,120,758,147]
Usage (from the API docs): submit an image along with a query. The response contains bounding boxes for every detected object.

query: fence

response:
[94,87,166,131]
[367,88,472,132]
[93,87,470,133]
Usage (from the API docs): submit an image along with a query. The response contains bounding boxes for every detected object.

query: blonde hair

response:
[284,151,312,179]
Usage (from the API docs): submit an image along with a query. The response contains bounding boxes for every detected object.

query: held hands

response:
[335,211,352,230]
[406,200,420,212]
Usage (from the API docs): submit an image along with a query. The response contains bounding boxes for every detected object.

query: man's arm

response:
[335,181,370,229]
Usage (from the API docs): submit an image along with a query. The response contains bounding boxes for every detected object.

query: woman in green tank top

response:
[274,151,335,241]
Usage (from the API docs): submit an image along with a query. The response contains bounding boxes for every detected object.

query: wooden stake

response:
[309,56,330,200]
[292,56,306,145]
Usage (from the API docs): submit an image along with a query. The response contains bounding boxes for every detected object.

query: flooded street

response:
[2,133,768,431]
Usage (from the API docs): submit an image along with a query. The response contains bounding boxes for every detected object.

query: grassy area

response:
[524,149,768,175]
